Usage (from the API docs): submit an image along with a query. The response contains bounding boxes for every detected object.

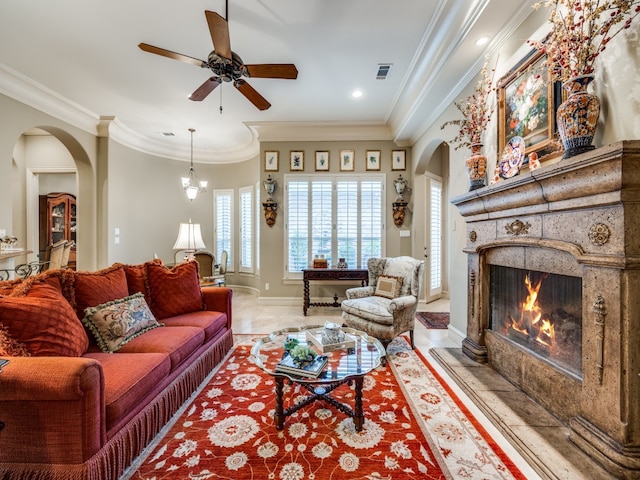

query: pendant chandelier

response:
[181,128,208,201]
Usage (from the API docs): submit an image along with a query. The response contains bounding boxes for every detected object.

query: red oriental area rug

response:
[124,335,525,480]
[416,311,450,329]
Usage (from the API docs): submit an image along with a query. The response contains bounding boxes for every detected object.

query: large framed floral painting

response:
[497,49,562,160]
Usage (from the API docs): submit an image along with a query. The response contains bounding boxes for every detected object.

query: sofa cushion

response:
[82,293,163,353]
[341,296,394,325]
[374,275,403,299]
[83,351,171,433]
[0,280,89,356]
[123,259,163,300]
[161,310,228,342]
[116,325,204,370]
[146,262,203,320]
[73,264,130,320]
[0,323,30,356]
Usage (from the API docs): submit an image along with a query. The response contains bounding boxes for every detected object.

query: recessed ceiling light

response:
[475,36,489,46]
[352,90,364,98]
[160,132,175,137]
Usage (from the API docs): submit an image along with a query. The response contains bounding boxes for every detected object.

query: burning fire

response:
[508,274,555,347]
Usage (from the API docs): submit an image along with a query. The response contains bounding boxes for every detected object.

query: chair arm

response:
[388,295,417,313]
[345,286,375,299]
[202,286,233,329]
[0,356,105,463]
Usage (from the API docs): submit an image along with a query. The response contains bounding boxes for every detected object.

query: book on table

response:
[275,353,328,378]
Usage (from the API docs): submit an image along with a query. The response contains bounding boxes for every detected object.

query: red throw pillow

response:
[123,259,163,300]
[146,261,203,320]
[72,264,130,319]
[0,323,30,357]
[0,279,89,356]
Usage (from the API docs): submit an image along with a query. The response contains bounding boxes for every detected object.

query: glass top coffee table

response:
[251,325,385,432]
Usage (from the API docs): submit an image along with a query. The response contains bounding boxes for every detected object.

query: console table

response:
[302,268,368,315]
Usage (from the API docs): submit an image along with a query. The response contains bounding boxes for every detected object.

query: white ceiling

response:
[0,0,534,163]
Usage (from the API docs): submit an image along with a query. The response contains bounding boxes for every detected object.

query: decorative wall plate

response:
[498,136,525,179]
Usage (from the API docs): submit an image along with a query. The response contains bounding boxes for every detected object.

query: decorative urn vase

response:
[556,75,600,159]
[466,143,487,191]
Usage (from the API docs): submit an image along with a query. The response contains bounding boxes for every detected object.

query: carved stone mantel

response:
[451,141,640,478]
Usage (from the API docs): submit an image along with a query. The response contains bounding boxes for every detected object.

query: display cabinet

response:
[39,192,76,268]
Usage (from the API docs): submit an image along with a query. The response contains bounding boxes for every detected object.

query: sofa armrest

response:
[202,286,233,328]
[0,356,106,464]
[345,286,375,300]
[388,295,417,313]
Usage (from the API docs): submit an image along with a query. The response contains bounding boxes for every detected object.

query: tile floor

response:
[232,289,615,480]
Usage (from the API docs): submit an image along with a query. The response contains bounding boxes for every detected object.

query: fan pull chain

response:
[219,86,223,114]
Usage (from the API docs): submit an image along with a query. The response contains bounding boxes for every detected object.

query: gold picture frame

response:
[391,150,406,171]
[365,150,381,171]
[290,151,304,171]
[315,151,330,171]
[497,48,562,160]
[339,150,355,171]
[264,151,279,172]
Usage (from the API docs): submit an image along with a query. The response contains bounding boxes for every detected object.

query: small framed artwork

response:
[290,151,304,171]
[339,149,355,171]
[315,151,330,171]
[365,150,381,171]
[497,48,562,160]
[264,150,279,172]
[391,150,406,171]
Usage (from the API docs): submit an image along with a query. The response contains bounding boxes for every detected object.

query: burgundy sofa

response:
[0,260,233,479]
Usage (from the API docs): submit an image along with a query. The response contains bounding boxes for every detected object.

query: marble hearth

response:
[451,141,640,479]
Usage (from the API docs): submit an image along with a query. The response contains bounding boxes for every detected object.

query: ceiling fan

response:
[138,9,298,111]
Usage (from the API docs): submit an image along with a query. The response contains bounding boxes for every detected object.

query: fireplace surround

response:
[452,141,640,478]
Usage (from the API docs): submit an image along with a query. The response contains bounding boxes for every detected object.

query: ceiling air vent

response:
[376,63,392,80]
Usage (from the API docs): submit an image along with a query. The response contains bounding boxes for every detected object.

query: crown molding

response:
[246,121,394,143]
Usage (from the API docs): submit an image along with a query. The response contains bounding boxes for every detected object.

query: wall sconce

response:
[392,174,410,227]
[262,175,278,227]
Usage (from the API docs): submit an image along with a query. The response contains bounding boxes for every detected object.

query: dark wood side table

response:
[302,268,368,315]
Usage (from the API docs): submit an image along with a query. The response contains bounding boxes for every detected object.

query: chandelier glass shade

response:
[181,128,208,201]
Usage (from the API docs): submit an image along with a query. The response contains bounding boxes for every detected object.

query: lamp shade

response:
[173,221,206,250]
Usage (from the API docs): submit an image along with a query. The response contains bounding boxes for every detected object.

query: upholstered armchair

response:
[341,256,425,349]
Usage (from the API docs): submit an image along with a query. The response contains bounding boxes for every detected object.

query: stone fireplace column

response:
[462,252,488,363]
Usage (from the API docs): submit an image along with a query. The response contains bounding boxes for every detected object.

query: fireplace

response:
[452,141,640,479]
[489,266,582,377]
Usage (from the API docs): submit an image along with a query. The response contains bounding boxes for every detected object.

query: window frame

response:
[284,173,386,279]
[213,189,234,273]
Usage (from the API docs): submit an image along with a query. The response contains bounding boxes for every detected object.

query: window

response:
[255,182,260,274]
[427,176,443,297]
[239,186,253,273]
[286,175,384,277]
[214,189,233,271]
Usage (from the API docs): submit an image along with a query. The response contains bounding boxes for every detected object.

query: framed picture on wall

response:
[497,48,562,160]
[315,151,330,171]
[391,150,406,171]
[339,150,354,171]
[290,151,304,171]
[365,150,381,171]
[264,151,279,172]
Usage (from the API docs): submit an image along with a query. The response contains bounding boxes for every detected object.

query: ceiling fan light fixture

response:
[181,128,207,201]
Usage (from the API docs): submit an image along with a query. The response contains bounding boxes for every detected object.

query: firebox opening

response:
[489,265,582,377]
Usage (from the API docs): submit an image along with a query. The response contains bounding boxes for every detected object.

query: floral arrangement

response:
[529,0,640,83]
[441,59,497,150]
[288,344,317,365]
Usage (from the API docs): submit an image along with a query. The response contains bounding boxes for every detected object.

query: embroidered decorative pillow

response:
[0,323,30,357]
[374,275,404,299]
[82,292,162,353]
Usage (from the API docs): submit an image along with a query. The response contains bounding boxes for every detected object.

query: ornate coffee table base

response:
[274,376,365,432]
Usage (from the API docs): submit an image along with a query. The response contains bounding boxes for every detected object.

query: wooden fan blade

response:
[234,80,271,110]
[138,43,205,67]
[205,10,232,60]
[245,64,298,79]
[189,77,222,101]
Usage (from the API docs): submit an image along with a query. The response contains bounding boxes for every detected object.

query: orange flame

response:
[509,274,555,347]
